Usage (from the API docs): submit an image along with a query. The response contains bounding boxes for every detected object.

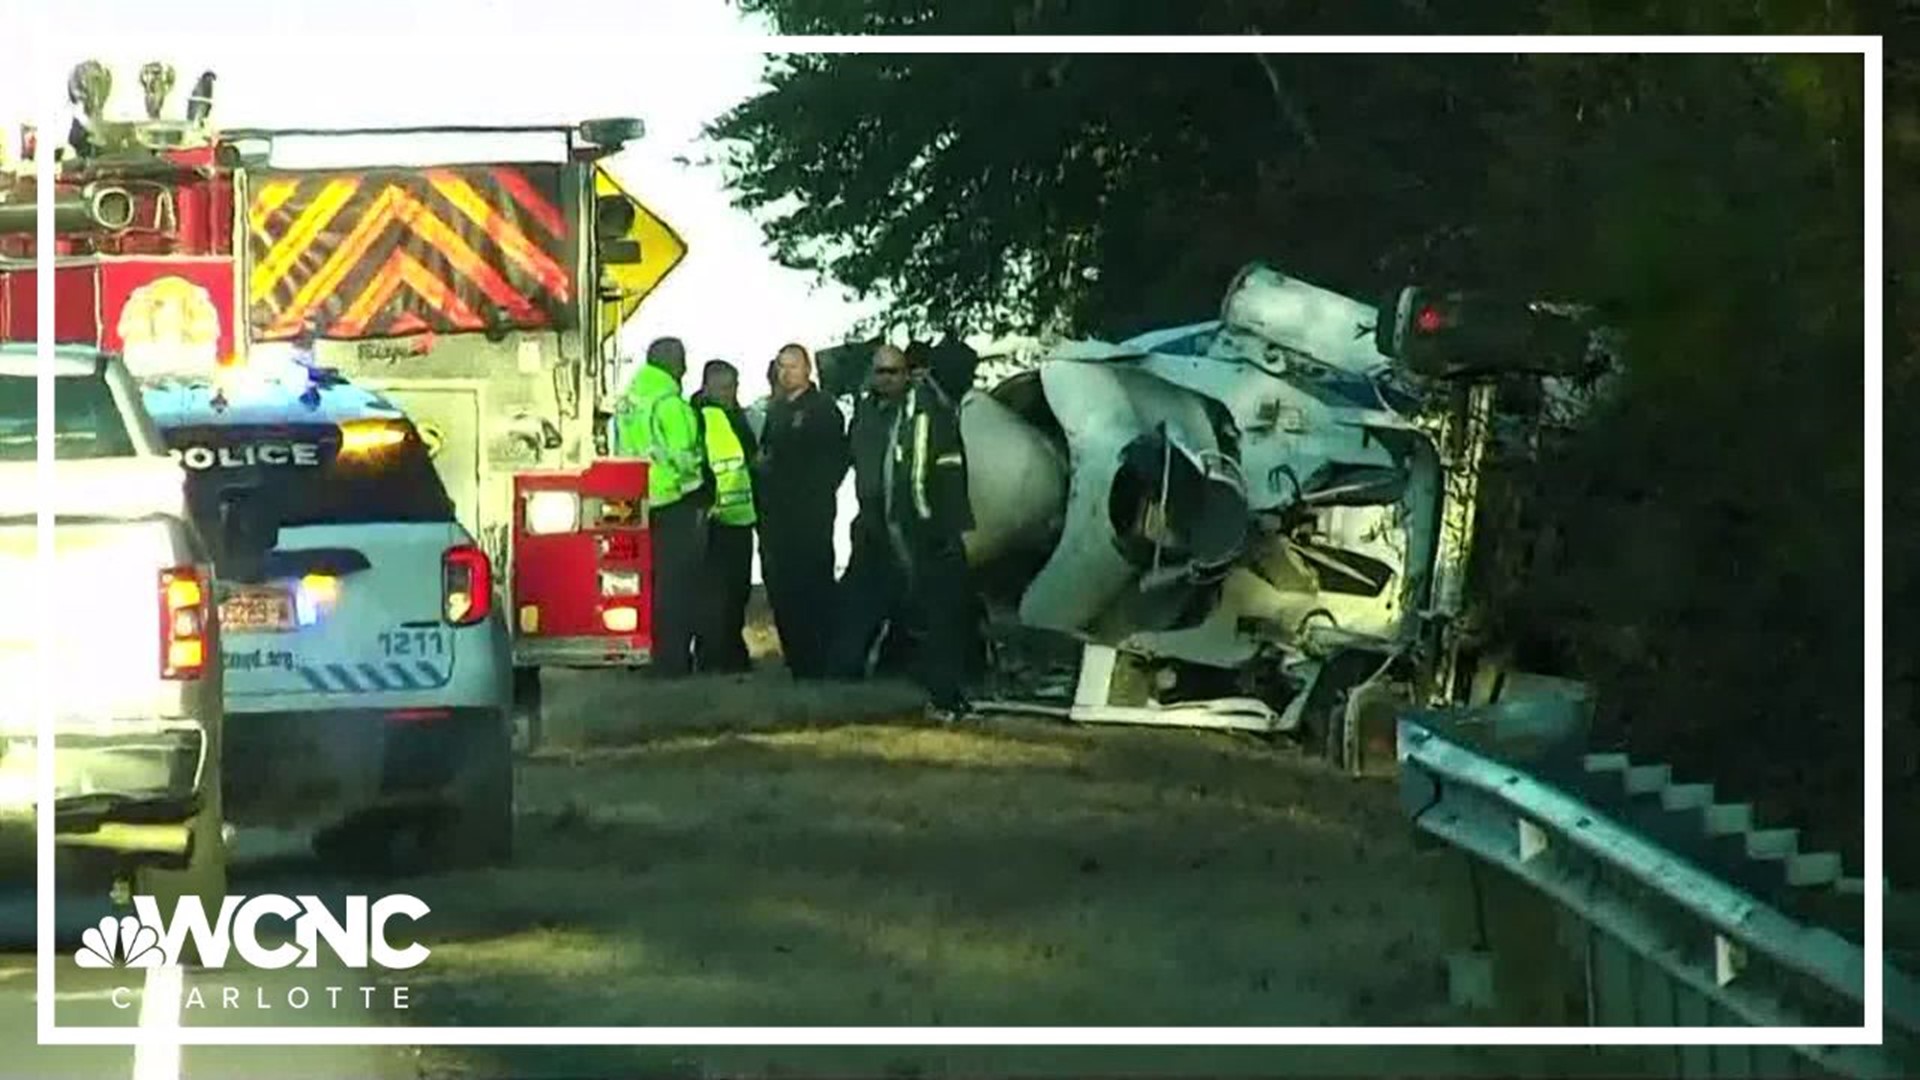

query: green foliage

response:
[1886,17,1920,870]
[707,7,1874,872]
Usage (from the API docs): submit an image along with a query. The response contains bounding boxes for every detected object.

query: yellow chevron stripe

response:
[385,187,537,311]
[425,170,572,296]
[272,185,408,335]
[269,184,538,336]
[335,251,409,336]
[249,177,360,305]
[336,249,482,337]
[246,178,299,236]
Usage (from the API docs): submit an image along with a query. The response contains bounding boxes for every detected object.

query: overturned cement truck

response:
[953,263,1618,766]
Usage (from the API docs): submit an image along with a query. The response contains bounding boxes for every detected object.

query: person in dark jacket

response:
[691,360,759,674]
[885,340,978,720]
[757,343,849,680]
[830,345,913,678]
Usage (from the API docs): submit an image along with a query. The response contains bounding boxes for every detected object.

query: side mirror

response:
[577,117,644,152]
[219,489,280,583]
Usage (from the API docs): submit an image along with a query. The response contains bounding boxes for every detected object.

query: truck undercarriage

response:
[959,263,1620,769]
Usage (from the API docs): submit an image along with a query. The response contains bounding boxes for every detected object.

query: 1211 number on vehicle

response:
[378,629,447,657]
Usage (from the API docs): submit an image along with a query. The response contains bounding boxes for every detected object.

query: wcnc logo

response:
[76,915,166,969]
[75,894,431,971]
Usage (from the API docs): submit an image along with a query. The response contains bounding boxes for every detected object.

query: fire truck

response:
[0,61,690,751]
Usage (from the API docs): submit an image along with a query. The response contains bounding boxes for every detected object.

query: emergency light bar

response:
[122,338,311,385]
[222,117,643,171]
[338,420,407,455]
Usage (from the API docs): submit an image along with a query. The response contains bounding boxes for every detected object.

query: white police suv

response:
[140,363,514,870]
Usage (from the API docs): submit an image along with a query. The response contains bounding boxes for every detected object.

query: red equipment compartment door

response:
[1,263,100,344]
[511,460,652,667]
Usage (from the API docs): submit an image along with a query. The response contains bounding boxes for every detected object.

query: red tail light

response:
[159,567,210,680]
[443,544,493,626]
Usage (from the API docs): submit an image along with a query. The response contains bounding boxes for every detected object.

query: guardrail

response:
[1397,710,1918,1079]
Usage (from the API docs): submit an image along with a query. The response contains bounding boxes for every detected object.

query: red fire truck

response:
[0,62,690,751]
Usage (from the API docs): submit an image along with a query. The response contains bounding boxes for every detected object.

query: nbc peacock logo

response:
[74,914,172,970]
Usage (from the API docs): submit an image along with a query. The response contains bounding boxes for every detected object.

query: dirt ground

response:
[354,615,1633,1079]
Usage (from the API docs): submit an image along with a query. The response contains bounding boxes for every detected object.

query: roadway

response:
[0,667,1629,1080]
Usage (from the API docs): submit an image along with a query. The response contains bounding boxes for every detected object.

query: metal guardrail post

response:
[1398,712,1918,1080]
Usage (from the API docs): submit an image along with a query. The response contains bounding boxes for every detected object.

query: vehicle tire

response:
[510,666,543,756]
[437,713,515,870]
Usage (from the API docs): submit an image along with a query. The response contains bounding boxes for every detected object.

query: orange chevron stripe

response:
[395,250,480,325]
[335,249,481,338]
[487,166,567,239]
[424,169,572,299]
[247,178,299,236]
[396,253,482,329]
[387,312,430,336]
[269,185,407,337]
[332,252,409,338]
[250,177,360,304]
[386,187,542,317]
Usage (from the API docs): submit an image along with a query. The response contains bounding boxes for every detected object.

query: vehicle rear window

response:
[0,372,137,461]
[158,422,455,528]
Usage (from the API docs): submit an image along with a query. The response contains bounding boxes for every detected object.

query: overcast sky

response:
[2,0,883,404]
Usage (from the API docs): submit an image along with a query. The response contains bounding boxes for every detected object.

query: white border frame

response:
[32,29,1881,1051]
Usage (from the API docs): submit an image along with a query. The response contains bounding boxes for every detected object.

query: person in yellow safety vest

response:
[691,359,759,673]
[613,336,710,677]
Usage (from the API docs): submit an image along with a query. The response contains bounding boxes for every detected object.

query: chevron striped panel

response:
[245,164,575,341]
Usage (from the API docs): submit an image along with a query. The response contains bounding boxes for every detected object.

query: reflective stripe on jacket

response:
[884,378,972,546]
[701,404,757,527]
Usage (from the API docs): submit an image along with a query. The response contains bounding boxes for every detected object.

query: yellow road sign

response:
[595,165,687,344]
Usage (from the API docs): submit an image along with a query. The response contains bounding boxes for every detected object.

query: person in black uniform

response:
[756,343,849,680]
[885,340,978,721]
[830,345,913,678]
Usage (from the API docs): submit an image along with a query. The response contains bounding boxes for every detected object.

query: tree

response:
[706,4,1541,336]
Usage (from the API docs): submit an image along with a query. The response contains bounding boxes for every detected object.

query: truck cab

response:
[0,343,227,933]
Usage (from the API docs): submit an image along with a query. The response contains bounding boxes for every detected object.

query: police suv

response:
[140,360,514,869]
